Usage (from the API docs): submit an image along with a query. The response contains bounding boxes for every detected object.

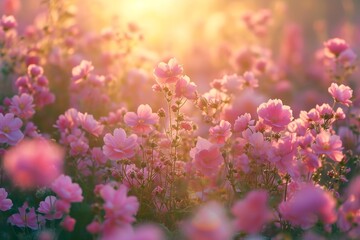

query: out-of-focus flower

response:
[100,184,139,225]
[8,202,44,230]
[27,64,44,78]
[328,83,353,106]
[234,113,254,132]
[257,99,293,132]
[132,224,165,240]
[3,139,64,188]
[279,184,337,229]
[87,220,102,234]
[183,201,233,240]
[71,60,94,83]
[232,190,272,234]
[324,38,349,57]
[190,137,224,177]
[103,128,138,160]
[0,188,12,211]
[1,15,17,30]
[3,0,21,15]
[37,196,63,220]
[338,48,357,66]
[61,215,76,232]
[175,75,197,100]
[124,104,159,134]
[51,175,83,203]
[9,93,35,119]
[0,113,23,145]
[154,58,183,84]
[240,71,259,88]
[209,120,232,145]
[312,131,343,162]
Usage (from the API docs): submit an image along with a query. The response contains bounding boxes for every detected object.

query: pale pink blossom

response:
[153,58,183,84]
[0,188,12,211]
[27,64,44,78]
[124,104,159,134]
[234,113,254,132]
[324,38,349,57]
[232,190,272,234]
[91,147,107,164]
[70,140,89,156]
[9,93,35,119]
[209,120,232,145]
[312,131,344,162]
[183,201,233,240]
[175,75,197,100]
[3,139,64,188]
[103,128,138,160]
[51,175,83,203]
[279,184,337,229]
[132,224,165,240]
[240,71,259,88]
[338,48,357,66]
[61,215,76,232]
[0,113,23,145]
[3,0,21,15]
[100,184,139,225]
[37,196,63,220]
[190,137,224,177]
[71,60,94,83]
[87,220,102,234]
[8,202,44,230]
[328,83,353,106]
[78,112,104,137]
[257,99,293,132]
[221,74,242,93]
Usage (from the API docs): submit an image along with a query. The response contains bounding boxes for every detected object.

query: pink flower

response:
[240,71,259,88]
[61,215,76,232]
[9,93,35,119]
[8,202,44,230]
[234,113,254,132]
[78,112,104,137]
[3,139,64,188]
[221,74,242,93]
[190,137,224,177]
[183,201,233,240]
[175,75,197,100]
[87,220,102,234]
[328,83,353,106]
[209,120,232,145]
[0,113,23,145]
[132,224,165,240]
[232,190,272,234]
[312,131,344,162]
[27,64,44,78]
[324,38,349,57]
[71,60,94,83]
[70,140,89,156]
[339,48,357,66]
[103,128,138,160]
[124,104,159,134]
[100,184,139,225]
[257,99,293,132]
[0,188,12,211]
[153,58,183,84]
[279,184,337,229]
[38,196,63,220]
[51,175,83,203]
[1,15,17,30]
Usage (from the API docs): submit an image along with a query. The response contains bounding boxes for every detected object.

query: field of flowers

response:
[0,0,360,239]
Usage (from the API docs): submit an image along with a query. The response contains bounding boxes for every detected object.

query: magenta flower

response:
[0,188,12,211]
[79,112,104,137]
[1,15,17,30]
[0,113,23,145]
[124,104,159,134]
[3,138,64,188]
[312,131,344,162]
[51,175,83,203]
[153,58,183,84]
[324,38,349,57]
[175,75,197,100]
[37,196,63,220]
[103,128,138,160]
[9,93,35,119]
[8,202,44,230]
[328,83,353,106]
[100,184,139,225]
[257,99,293,132]
[209,120,232,145]
[234,113,254,132]
[190,137,224,177]
[279,184,337,229]
[232,190,272,234]
[61,215,76,232]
